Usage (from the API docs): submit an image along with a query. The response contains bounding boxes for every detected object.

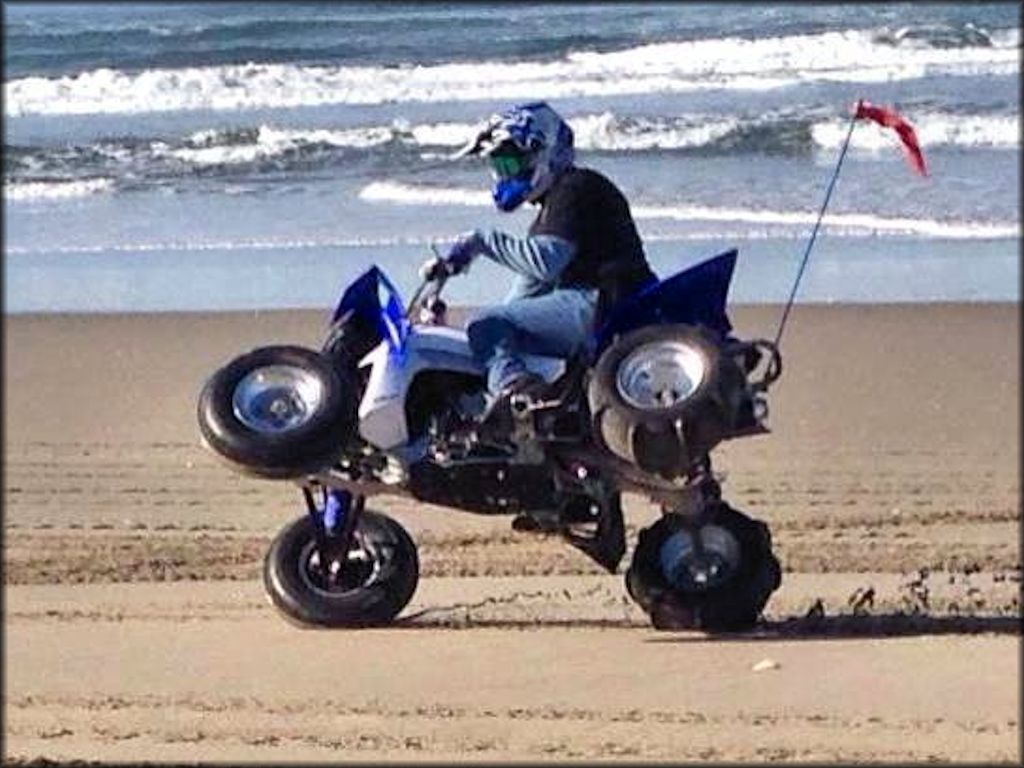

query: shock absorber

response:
[303,486,365,574]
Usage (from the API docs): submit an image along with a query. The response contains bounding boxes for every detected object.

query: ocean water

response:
[3,2,1020,313]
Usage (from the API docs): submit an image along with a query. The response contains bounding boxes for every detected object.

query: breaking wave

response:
[5,110,1016,191]
[359,180,491,207]
[168,112,1018,159]
[6,27,1018,116]
[812,112,1020,151]
[4,178,115,202]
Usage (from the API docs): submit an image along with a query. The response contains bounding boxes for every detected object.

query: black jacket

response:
[529,166,656,310]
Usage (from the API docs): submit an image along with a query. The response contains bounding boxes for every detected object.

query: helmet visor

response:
[488,149,533,181]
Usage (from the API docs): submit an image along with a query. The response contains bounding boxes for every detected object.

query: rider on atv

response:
[200,101,786,629]
[421,101,657,419]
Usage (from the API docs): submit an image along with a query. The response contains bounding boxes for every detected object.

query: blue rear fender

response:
[594,249,738,354]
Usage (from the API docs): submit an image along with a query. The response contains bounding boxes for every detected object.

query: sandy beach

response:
[3,302,1020,763]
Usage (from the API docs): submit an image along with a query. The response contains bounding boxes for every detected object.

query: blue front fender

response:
[331,266,410,353]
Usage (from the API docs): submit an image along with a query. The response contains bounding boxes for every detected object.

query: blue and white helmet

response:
[456,101,575,211]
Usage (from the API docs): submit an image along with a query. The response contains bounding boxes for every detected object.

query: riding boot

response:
[475,372,548,436]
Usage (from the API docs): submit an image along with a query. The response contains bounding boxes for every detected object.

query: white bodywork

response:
[357,324,565,449]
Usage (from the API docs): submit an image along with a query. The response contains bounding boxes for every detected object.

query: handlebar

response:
[405,244,452,324]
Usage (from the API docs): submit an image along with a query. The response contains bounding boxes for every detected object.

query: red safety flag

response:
[853,99,928,176]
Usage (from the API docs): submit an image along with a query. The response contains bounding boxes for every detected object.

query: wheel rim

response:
[232,364,324,433]
[658,524,741,592]
[297,534,387,598]
[616,340,707,410]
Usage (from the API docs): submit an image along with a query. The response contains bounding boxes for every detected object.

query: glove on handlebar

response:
[418,256,453,282]
[419,231,485,281]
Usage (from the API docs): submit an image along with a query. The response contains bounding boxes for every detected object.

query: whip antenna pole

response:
[773,106,859,348]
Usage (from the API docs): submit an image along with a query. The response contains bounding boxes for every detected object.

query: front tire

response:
[625,503,781,632]
[197,345,358,479]
[264,510,419,628]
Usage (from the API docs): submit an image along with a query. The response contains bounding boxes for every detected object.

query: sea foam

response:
[161,110,1023,169]
[4,178,114,202]
[6,28,1018,116]
[813,112,1020,150]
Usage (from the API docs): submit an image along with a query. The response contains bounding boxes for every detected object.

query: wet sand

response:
[4,303,1020,763]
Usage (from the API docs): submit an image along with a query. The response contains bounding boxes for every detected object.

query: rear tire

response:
[625,503,781,632]
[197,345,358,479]
[264,510,419,628]
[589,324,746,479]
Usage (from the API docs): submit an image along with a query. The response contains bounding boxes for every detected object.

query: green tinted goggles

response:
[489,152,532,180]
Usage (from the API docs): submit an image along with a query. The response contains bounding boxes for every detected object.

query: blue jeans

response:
[460,228,597,394]
[466,284,597,394]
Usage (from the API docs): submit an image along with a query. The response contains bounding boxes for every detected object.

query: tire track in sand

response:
[6,693,1017,763]
[4,524,1020,585]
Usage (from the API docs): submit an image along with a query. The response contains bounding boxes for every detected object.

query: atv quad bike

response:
[198,249,783,631]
